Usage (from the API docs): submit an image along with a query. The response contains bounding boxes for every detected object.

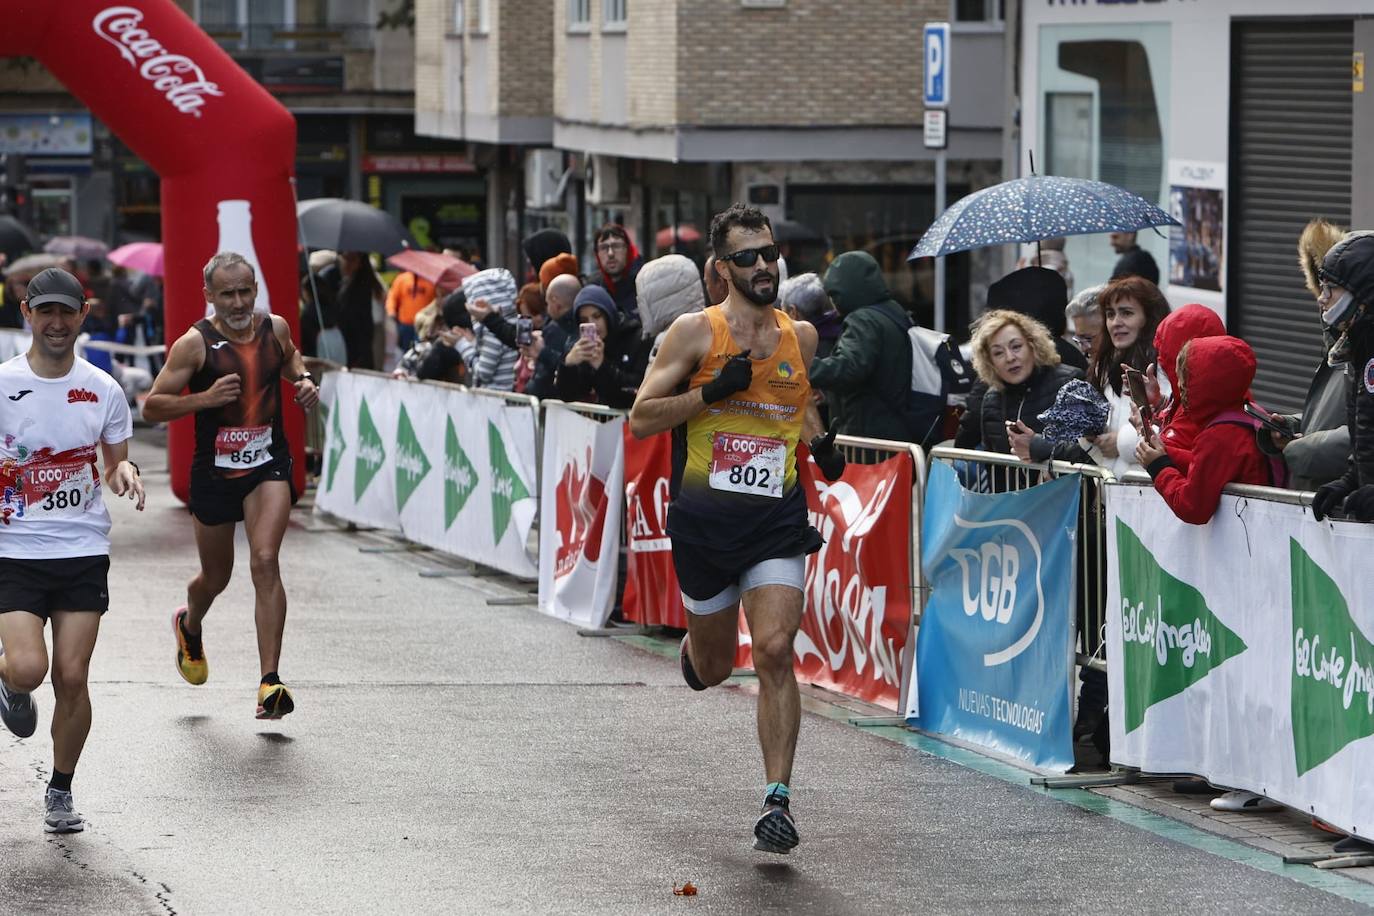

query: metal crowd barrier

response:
[929,447,1115,675]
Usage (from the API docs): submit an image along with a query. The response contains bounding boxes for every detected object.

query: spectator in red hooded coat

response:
[1151,304,1227,473]
[587,224,642,319]
[1136,336,1270,524]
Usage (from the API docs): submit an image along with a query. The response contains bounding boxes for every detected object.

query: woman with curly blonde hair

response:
[955,309,1083,455]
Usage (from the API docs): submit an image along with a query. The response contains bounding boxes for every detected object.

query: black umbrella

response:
[296,198,414,256]
[0,215,38,263]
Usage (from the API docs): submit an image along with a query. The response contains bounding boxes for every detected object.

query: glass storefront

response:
[1038,23,1171,290]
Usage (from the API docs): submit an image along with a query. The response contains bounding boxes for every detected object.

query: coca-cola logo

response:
[795,466,906,697]
[554,448,606,578]
[93,7,224,117]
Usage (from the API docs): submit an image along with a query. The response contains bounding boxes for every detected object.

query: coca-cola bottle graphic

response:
[210,199,271,316]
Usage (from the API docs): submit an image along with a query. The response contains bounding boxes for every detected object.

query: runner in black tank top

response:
[143,252,320,721]
[188,316,288,479]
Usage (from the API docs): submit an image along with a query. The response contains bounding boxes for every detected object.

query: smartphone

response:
[515,316,534,347]
[1123,367,1153,429]
[579,322,600,343]
[1244,402,1296,437]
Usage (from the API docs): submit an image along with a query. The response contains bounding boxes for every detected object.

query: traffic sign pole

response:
[923,22,951,334]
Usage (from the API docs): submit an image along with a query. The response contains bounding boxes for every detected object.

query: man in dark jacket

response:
[553,285,650,408]
[587,224,642,318]
[525,273,580,398]
[1313,231,1374,522]
[808,251,922,443]
[1109,231,1160,285]
[986,266,1087,371]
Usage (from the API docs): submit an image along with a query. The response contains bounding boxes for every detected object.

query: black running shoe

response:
[679,634,708,691]
[753,794,799,854]
[0,649,37,738]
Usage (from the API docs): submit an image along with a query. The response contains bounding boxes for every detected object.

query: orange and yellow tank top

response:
[679,306,809,500]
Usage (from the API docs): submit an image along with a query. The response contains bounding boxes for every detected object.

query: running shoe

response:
[753,794,799,854]
[0,649,37,738]
[256,682,295,720]
[44,788,84,834]
[172,607,208,685]
[679,634,708,692]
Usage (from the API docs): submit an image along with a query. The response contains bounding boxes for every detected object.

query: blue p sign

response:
[924,22,950,108]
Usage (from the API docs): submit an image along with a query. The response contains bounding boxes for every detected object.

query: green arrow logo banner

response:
[1291,539,1374,776]
[488,420,531,543]
[1116,519,1248,733]
[394,404,431,512]
[354,396,385,502]
[444,416,477,529]
[326,400,344,493]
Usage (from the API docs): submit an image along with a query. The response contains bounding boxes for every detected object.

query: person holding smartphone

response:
[552,286,650,408]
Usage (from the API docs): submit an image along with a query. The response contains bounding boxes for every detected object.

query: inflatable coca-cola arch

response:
[0,0,302,501]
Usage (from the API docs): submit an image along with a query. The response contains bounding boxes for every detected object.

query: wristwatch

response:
[293,371,314,384]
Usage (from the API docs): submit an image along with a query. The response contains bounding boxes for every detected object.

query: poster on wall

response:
[1167,160,1226,294]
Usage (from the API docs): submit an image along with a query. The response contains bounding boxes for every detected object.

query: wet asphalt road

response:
[0,430,1368,915]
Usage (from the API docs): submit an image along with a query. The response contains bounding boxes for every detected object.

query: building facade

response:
[0,0,475,254]
[1022,0,1374,410]
[418,0,1012,337]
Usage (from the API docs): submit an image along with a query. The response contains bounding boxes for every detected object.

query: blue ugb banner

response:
[907,462,1079,771]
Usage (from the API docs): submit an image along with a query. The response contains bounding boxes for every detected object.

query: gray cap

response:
[26,268,85,311]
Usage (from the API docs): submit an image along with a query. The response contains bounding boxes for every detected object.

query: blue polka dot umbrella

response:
[908,175,1180,260]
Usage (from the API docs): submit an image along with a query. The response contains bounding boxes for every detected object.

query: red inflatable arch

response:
[0,0,302,502]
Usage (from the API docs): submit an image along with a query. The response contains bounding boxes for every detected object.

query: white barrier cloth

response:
[537,404,624,628]
[316,373,539,577]
[1107,484,1374,840]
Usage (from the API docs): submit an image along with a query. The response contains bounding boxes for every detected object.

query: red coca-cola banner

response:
[1,1,302,502]
[622,430,689,629]
[622,430,914,709]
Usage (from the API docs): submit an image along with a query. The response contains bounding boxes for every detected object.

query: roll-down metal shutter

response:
[1230,20,1353,413]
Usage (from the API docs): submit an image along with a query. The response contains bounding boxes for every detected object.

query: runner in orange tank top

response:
[144,252,319,721]
[630,205,847,856]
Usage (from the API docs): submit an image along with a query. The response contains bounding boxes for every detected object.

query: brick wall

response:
[498,0,554,117]
[675,0,935,127]
[413,0,447,120]
[625,0,676,127]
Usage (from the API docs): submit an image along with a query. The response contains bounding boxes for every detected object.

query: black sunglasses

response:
[719,244,780,268]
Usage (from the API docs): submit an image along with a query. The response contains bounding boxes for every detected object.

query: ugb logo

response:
[946,515,1045,667]
[952,541,1019,625]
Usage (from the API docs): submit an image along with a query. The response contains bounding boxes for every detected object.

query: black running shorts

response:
[0,555,110,620]
[189,455,297,527]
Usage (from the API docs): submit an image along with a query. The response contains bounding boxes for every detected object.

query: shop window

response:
[953,0,1003,24]
[1038,24,1170,290]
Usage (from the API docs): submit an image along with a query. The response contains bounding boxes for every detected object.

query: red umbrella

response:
[655,224,701,250]
[385,249,477,288]
[108,242,165,276]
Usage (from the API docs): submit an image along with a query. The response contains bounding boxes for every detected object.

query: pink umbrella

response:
[107,242,165,276]
[385,249,476,289]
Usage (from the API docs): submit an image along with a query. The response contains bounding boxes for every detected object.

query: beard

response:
[731,269,778,307]
[224,310,254,331]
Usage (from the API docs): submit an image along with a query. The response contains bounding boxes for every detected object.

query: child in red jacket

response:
[1135,335,1271,524]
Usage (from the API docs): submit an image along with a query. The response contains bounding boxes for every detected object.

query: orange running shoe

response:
[172,608,208,686]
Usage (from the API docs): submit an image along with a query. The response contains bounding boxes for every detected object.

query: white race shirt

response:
[0,354,132,558]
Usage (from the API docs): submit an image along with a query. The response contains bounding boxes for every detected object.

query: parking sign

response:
[924,22,950,108]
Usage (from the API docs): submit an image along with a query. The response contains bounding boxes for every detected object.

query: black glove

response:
[1312,480,1354,521]
[1343,485,1374,522]
[701,350,753,404]
[810,431,846,482]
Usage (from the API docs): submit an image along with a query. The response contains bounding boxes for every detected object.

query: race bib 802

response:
[708,432,786,498]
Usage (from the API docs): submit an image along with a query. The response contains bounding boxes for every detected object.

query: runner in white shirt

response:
[0,268,144,834]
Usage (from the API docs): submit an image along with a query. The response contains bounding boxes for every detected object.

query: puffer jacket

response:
[454,268,521,391]
[808,251,918,442]
[553,286,651,408]
[1154,304,1226,472]
[1318,231,1374,492]
[636,254,705,369]
[1145,336,1270,524]
[956,363,1082,454]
